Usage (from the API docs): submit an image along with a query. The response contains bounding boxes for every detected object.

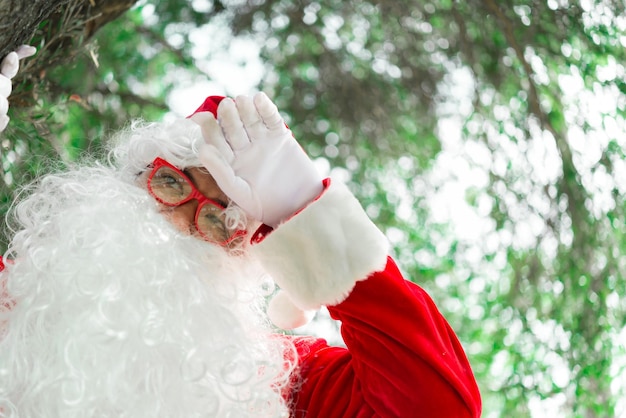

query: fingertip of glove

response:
[253,91,271,109]
[1,52,19,78]
[16,45,37,59]
[234,94,255,113]
[217,96,236,113]
[234,94,251,104]
[254,91,269,100]
[189,111,216,125]
[254,92,285,129]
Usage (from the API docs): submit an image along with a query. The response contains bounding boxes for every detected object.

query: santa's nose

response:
[166,199,198,235]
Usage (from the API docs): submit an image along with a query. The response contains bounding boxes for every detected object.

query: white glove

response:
[0,45,36,133]
[195,92,324,227]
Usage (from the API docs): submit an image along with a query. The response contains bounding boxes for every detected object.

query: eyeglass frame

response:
[146,157,246,245]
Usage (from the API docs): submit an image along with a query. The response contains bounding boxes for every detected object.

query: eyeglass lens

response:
[150,166,193,204]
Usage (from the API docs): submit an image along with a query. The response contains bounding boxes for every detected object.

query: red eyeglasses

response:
[147,157,246,245]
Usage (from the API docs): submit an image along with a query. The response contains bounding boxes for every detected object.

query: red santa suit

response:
[249,179,482,417]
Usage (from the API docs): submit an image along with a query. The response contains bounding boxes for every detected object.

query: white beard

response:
[0,166,293,417]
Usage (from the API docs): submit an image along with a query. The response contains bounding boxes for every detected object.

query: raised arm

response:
[250,179,482,417]
[191,93,481,416]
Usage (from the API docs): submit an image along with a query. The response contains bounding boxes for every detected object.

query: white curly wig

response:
[0,118,295,417]
[111,118,206,177]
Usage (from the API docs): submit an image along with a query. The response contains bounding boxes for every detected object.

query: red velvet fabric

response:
[188,95,225,118]
[286,257,482,417]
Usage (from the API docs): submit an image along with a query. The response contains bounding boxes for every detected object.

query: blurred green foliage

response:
[1,0,625,416]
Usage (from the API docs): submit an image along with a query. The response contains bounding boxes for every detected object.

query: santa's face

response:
[138,159,229,240]
[139,157,249,249]
[153,166,229,237]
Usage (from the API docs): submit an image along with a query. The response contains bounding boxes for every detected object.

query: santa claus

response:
[0,48,481,417]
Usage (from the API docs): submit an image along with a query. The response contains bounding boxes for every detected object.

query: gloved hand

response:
[197,92,324,227]
[0,45,36,132]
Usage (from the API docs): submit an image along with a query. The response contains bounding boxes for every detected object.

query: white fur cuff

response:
[252,181,389,312]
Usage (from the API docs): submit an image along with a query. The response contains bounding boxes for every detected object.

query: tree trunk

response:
[0,0,138,61]
[0,0,69,58]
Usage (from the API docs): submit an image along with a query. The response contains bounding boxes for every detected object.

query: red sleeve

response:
[288,257,481,417]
